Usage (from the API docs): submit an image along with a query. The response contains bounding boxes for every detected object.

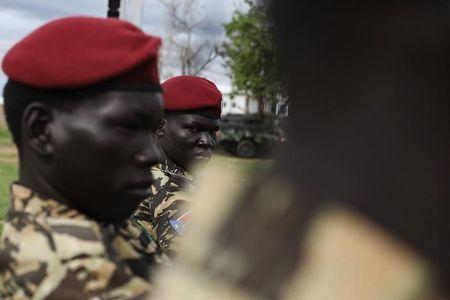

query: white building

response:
[221,93,259,115]
[221,93,288,116]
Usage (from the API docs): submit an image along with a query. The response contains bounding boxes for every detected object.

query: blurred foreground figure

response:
[133,75,221,259]
[152,1,449,300]
[0,16,163,298]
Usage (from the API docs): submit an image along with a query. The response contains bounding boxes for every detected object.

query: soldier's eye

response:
[186,127,198,133]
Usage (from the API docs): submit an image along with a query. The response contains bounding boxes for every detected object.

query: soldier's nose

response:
[198,132,214,148]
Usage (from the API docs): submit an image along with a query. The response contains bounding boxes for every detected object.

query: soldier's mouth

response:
[194,150,212,159]
[194,155,211,161]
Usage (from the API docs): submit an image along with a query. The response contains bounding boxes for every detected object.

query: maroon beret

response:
[162,75,222,118]
[2,16,161,89]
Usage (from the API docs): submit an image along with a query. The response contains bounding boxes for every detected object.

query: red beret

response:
[2,16,161,89]
[162,75,222,118]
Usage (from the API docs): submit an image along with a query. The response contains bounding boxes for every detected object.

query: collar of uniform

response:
[158,160,188,176]
[9,182,87,220]
[156,161,195,183]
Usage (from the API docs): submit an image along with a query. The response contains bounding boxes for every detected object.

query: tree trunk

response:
[245,95,250,114]
[258,96,265,115]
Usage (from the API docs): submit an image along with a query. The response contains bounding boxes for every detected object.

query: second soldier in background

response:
[133,75,222,258]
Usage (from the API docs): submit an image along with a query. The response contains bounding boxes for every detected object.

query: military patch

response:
[169,211,191,236]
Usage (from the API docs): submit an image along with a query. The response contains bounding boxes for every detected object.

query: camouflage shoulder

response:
[0,215,152,299]
[114,219,173,270]
[133,165,172,223]
[133,167,180,228]
[45,219,152,299]
[150,165,171,190]
[133,186,192,257]
[42,255,151,300]
[148,185,194,256]
[114,219,158,257]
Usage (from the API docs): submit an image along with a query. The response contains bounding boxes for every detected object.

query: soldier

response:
[133,75,222,258]
[0,16,164,298]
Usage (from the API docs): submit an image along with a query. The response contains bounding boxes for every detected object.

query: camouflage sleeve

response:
[44,256,151,300]
[134,184,191,258]
[114,219,158,260]
[113,219,172,273]
[0,218,151,299]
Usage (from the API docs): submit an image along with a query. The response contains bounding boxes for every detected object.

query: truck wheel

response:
[236,140,256,158]
[224,143,236,155]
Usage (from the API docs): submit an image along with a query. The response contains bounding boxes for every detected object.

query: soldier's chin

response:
[195,154,211,161]
[193,155,211,167]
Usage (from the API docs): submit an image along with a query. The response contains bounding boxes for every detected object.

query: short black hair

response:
[5,81,57,145]
[3,79,104,147]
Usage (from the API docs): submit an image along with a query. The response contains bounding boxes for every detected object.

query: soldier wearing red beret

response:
[0,16,164,298]
[133,75,222,259]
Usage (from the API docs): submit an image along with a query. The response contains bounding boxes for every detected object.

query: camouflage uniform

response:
[133,161,195,258]
[0,183,151,299]
[113,219,170,273]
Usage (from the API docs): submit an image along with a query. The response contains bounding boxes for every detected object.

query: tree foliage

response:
[223,0,282,114]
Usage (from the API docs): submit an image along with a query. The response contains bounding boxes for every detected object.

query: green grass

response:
[0,126,13,147]
[0,126,18,232]
[0,160,17,222]
[0,159,17,227]
[208,153,272,184]
[0,126,17,225]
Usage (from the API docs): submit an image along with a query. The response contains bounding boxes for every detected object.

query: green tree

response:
[223,0,282,114]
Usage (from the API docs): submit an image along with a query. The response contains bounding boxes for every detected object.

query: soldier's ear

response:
[22,102,54,156]
[157,116,166,137]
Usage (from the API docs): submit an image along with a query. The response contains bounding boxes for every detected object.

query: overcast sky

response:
[0,0,248,103]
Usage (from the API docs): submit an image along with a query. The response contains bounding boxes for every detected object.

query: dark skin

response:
[157,113,220,171]
[19,90,164,222]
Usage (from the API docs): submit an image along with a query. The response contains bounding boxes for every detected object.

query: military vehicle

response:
[217,114,287,158]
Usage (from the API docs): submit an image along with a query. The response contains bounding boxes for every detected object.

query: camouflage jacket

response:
[133,162,195,258]
[113,218,170,275]
[0,183,151,300]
